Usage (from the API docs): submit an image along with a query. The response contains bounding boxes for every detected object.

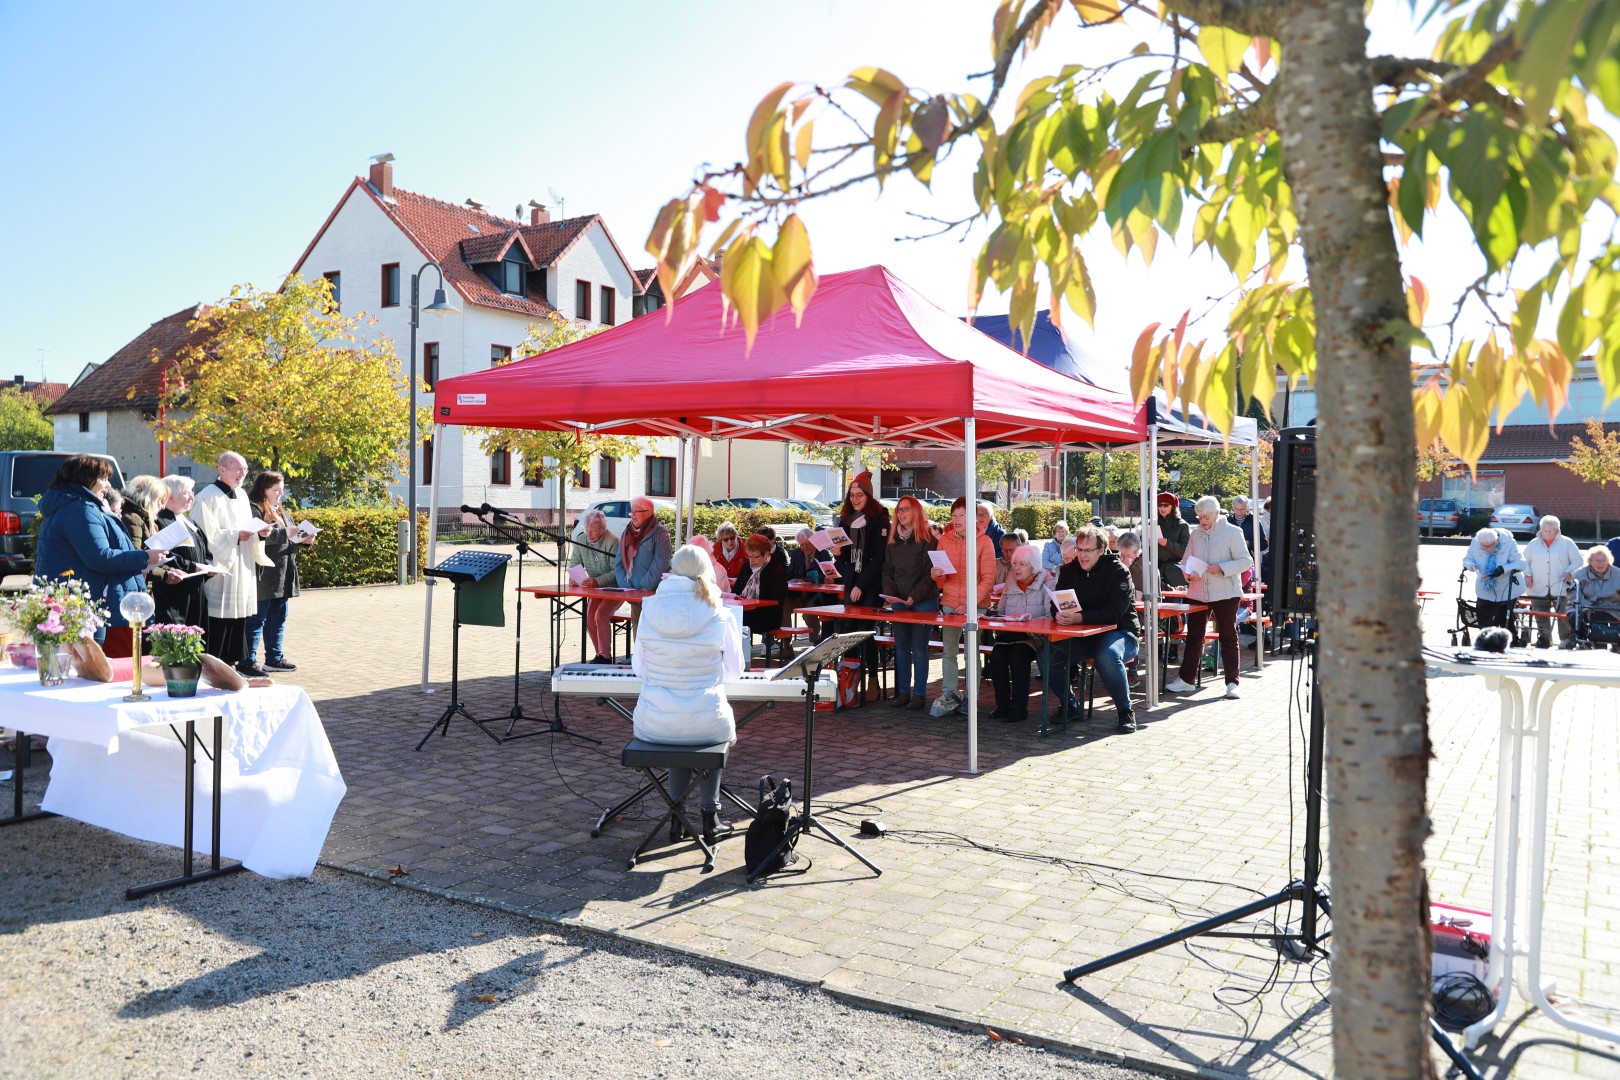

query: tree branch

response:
[1159,0,1282,38]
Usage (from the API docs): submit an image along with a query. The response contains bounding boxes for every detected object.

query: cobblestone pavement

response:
[10,543,1620,1078]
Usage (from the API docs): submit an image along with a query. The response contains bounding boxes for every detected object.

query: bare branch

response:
[896,211,978,243]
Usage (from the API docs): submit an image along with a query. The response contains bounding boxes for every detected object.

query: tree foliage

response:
[975,448,1043,502]
[0,387,54,451]
[796,442,896,490]
[645,3,1620,1073]
[473,314,645,495]
[160,276,413,504]
[1560,417,1620,536]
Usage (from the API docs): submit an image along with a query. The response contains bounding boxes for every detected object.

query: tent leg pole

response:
[1145,435,1158,710]
[1251,445,1263,672]
[676,437,689,544]
[964,419,978,776]
[420,425,443,694]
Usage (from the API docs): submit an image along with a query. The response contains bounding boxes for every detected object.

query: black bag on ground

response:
[744,775,800,877]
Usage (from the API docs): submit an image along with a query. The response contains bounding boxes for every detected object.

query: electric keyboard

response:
[550,664,836,702]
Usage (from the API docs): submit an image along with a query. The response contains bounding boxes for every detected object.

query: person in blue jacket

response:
[615,497,673,633]
[34,455,165,647]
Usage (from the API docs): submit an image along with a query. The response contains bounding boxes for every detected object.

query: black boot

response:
[702,809,733,846]
[669,809,689,843]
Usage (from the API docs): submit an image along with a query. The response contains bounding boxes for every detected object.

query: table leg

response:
[1523,680,1617,1042]
[1465,675,1524,1048]
[126,714,244,900]
[1,731,58,827]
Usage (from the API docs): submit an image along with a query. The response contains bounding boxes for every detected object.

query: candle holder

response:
[120,593,156,702]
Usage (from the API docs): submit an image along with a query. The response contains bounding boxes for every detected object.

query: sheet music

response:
[144,518,191,551]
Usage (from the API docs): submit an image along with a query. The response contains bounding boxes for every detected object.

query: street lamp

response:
[408,262,457,579]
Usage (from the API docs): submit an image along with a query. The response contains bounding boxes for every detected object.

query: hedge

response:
[297,508,428,588]
[1010,500,1093,540]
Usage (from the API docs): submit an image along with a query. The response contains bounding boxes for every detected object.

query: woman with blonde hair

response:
[881,496,938,708]
[630,544,746,845]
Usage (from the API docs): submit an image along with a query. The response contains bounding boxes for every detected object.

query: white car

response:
[582,498,675,537]
[1489,503,1539,539]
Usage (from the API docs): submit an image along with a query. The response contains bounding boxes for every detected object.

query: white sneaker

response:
[1164,677,1197,693]
[1225,682,1241,699]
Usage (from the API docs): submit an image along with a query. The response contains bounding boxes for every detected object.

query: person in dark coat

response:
[977,503,1006,551]
[149,475,216,629]
[880,496,938,708]
[732,532,789,642]
[832,470,890,699]
[1154,491,1190,590]
[1054,524,1143,732]
[246,471,312,674]
[34,455,163,647]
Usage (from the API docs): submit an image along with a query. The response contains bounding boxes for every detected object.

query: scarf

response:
[741,565,763,600]
[621,516,654,568]
[719,539,739,562]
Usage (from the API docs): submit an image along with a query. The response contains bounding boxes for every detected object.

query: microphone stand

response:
[479,510,600,746]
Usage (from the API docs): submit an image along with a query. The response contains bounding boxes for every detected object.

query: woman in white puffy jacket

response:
[631,544,746,843]
[1521,515,1581,648]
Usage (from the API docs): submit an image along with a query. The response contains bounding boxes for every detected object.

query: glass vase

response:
[34,637,72,686]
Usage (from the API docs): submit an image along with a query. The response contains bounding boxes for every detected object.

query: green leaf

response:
[1517,0,1587,119]
[1197,26,1249,86]
[1397,142,1430,237]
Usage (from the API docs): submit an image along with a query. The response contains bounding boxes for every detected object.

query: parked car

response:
[1,450,126,575]
[785,498,836,527]
[1490,503,1540,539]
[706,496,798,511]
[1416,498,1464,536]
[582,498,675,538]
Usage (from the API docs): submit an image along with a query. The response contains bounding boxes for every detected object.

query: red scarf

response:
[621,516,654,569]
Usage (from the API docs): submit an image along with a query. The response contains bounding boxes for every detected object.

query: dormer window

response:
[500,257,525,295]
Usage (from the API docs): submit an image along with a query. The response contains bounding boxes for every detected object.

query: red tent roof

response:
[431,265,1146,449]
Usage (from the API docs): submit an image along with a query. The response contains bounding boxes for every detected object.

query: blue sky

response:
[0,1,1506,390]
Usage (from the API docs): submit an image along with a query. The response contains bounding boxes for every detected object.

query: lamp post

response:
[407,262,457,580]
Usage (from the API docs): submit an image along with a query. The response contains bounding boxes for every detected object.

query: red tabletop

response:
[787,580,845,595]
[792,603,1116,640]
[520,584,778,609]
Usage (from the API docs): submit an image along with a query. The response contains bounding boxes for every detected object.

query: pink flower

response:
[38,613,65,635]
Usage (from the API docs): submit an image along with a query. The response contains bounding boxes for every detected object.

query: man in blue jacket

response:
[615,497,672,632]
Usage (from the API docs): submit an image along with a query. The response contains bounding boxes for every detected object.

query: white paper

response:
[1179,554,1209,577]
[243,517,274,532]
[1046,588,1080,614]
[810,527,848,551]
[144,518,191,551]
[817,560,841,580]
[879,594,906,606]
[177,563,229,580]
[567,564,590,586]
[928,550,957,574]
[295,520,321,538]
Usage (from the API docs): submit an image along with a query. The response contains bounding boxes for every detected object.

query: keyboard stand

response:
[587,698,775,838]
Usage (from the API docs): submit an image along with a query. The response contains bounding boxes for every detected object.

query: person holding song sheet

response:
[570,508,622,663]
[630,545,745,846]
[988,545,1050,723]
[34,454,165,648]
[880,496,938,708]
[928,495,996,717]
[193,451,273,671]
[150,474,216,628]
[1052,525,1140,730]
[245,471,313,674]
[1165,496,1253,700]
[831,471,890,701]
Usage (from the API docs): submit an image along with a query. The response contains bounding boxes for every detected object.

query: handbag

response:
[744,775,801,878]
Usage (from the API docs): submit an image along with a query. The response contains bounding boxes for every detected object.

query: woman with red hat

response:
[833,471,890,701]
[1154,491,1190,590]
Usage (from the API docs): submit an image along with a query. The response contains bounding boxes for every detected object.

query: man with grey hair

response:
[193,451,272,673]
[570,508,621,663]
[1043,520,1069,573]
[977,502,1006,550]
[1229,495,1263,568]
[1523,514,1580,648]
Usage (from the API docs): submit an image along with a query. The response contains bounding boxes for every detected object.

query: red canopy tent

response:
[424,265,1147,771]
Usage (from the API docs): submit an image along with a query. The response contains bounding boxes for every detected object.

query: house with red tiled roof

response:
[43,305,213,479]
[5,376,69,407]
[289,156,665,517]
[1280,359,1620,539]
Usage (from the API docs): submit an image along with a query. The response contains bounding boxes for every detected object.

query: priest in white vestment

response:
[193,451,272,670]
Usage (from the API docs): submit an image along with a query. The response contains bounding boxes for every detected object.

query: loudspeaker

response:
[1269,427,1317,615]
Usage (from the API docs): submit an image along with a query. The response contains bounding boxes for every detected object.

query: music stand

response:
[746,631,883,884]
[416,550,512,751]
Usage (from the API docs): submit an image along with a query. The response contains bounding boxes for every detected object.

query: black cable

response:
[1431,971,1493,1032]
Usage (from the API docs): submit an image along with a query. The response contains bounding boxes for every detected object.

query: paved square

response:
[11,545,1620,1077]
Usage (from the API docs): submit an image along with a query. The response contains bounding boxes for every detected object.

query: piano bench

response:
[621,738,732,873]
[609,613,632,659]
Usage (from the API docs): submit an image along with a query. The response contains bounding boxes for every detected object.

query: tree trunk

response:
[1275,3,1435,1075]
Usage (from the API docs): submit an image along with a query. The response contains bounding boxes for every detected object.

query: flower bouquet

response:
[7,574,109,685]
[144,623,206,696]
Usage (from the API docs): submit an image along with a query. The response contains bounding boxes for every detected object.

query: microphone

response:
[485,503,518,521]
[459,504,483,516]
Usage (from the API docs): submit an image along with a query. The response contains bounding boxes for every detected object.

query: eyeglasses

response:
[1076,545,1102,554]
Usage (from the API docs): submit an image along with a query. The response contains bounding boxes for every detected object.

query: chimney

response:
[12,375,23,386]
[529,200,550,226]
[368,153,394,199]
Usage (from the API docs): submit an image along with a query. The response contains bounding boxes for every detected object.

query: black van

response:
[0,451,126,574]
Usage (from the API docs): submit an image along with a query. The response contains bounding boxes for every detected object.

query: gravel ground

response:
[0,767,1162,1080]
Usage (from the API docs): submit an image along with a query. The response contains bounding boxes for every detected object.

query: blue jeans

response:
[1066,630,1139,711]
[246,597,288,664]
[888,599,939,696]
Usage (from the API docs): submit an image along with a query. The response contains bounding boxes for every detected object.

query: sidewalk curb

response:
[321,856,1218,1079]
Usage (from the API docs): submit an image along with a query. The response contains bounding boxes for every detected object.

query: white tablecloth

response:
[1,668,345,878]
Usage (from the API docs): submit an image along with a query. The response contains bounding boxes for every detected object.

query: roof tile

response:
[46,306,213,415]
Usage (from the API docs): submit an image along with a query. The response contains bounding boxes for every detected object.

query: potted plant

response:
[145,623,206,697]
[6,573,108,686]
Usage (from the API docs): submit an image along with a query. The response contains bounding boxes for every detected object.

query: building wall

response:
[52,411,107,456]
[292,189,651,518]
[53,410,204,481]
